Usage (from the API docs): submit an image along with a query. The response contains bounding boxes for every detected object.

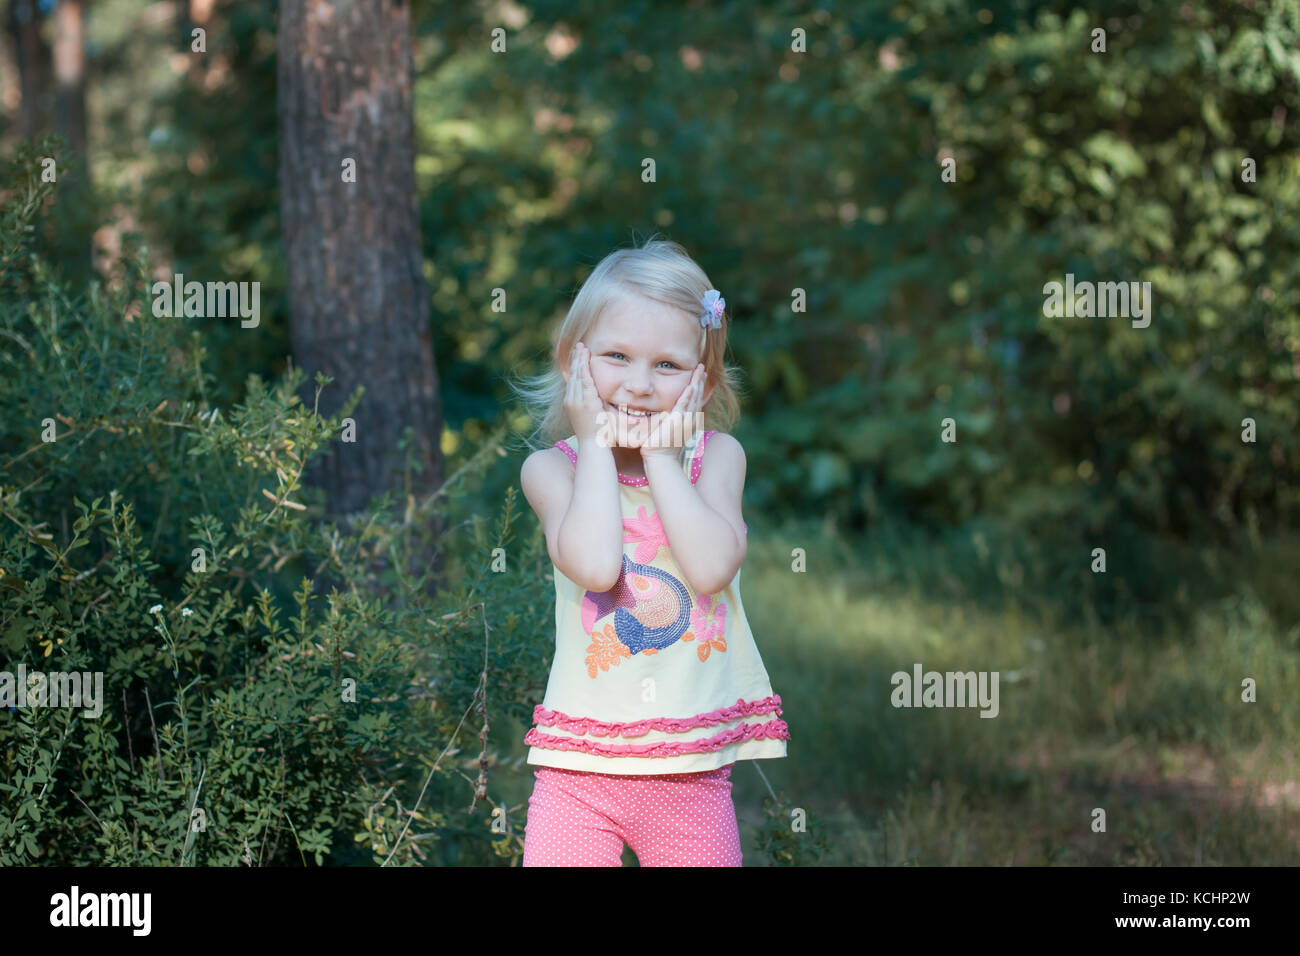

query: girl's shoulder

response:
[694,429,744,457]
[692,430,746,485]
[523,442,573,466]
[519,443,577,528]
[695,429,741,450]
[520,442,575,491]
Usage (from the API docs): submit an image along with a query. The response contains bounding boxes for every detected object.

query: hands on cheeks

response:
[633,363,706,459]
[563,342,606,443]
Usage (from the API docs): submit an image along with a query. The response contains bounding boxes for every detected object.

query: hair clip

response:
[700,289,725,329]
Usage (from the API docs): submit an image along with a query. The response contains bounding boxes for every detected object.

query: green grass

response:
[725,517,1300,865]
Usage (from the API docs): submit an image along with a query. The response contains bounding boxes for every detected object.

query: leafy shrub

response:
[1,138,552,866]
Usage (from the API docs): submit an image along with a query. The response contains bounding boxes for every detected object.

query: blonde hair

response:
[509,234,743,452]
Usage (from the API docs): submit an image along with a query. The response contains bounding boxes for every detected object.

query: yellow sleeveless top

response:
[524,428,789,774]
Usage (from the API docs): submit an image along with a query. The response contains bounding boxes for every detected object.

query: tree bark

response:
[278,0,445,595]
[52,0,91,273]
[52,0,86,161]
[6,0,53,139]
[0,6,23,131]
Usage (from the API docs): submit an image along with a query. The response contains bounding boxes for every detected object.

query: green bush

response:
[1,138,552,866]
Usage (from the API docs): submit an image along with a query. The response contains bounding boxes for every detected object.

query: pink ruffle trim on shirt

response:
[530,695,783,738]
[524,718,790,757]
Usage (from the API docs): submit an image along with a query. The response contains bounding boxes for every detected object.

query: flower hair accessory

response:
[700,289,725,329]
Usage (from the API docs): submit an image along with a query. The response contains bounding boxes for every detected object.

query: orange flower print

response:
[691,594,727,661]
[697,633,727,662]
[585,622,631,678]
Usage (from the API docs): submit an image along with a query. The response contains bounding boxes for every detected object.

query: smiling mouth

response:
[616,407,656,417]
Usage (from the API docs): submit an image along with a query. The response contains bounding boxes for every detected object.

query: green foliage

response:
[128,0,285,412]
[404,0,1298,548]
[93,0,1299,566]
[1,140,552,865]
[753,789,832,867]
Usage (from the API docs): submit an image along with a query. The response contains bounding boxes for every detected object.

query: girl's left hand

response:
[635,364,706,458]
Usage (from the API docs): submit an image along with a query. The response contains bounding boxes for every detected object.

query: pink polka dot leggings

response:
[522,763,742,866]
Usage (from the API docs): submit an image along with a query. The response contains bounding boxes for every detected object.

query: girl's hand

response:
[635,364,706,459]
[563,343,606,444]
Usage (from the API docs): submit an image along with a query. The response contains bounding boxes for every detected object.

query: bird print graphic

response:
[581,553,693,655]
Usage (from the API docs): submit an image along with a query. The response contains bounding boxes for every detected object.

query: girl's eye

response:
[602,353,679,369]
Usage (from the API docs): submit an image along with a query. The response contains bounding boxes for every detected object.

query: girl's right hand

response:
[564,342,607,444]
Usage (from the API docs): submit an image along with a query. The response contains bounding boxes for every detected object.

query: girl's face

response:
[566,293,710,429]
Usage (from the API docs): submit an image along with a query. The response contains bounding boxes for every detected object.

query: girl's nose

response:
[626,369,654,393]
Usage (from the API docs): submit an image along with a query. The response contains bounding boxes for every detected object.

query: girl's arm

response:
[521,444,624,592]
[642,433,747,595]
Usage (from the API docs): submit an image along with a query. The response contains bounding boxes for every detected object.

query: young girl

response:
[512,237,789,867]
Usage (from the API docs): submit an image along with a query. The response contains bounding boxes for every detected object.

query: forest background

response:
[1,0,1297,866]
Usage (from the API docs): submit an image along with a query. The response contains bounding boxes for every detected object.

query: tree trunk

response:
[52,0,91,273]
[6,0,53,140]
[0,7,23,131]
[52,0,86,161]
[278,0,445,596]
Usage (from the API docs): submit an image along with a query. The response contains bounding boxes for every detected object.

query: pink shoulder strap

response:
[552,436,709,483]
[687,429,718,485]
[553,432,746,533]
[688,431,749,534]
